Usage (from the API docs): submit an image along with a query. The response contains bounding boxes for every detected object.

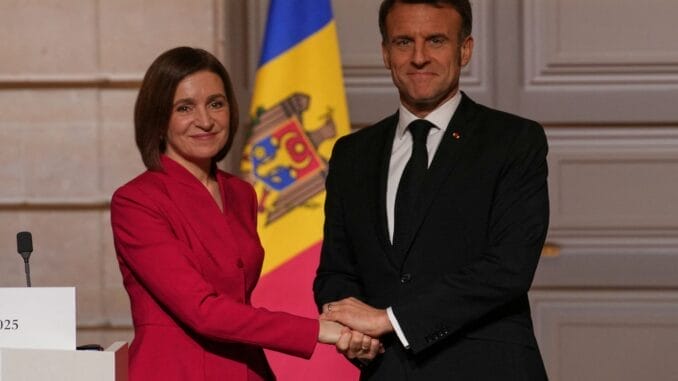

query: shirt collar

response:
[396,91,463,138]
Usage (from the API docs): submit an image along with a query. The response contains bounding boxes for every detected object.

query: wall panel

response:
[535,127,678,289]
[0,1,98,77]
[531,291,678,381]
[520,0,678,123]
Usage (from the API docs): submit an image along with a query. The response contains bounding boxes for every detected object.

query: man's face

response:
[382,2,473,117]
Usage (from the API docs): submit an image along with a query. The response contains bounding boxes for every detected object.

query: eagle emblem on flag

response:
[244,93,336,224]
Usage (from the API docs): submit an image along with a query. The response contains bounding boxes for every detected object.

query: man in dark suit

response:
[314,0,550,379]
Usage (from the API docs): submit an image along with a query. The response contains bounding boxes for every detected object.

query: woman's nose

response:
[194,106,213,128]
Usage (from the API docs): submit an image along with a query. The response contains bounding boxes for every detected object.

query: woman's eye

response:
[210,100,224,109]
[176,105,191,112]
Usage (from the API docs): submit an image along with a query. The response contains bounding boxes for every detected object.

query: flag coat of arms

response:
[242,0,356,379]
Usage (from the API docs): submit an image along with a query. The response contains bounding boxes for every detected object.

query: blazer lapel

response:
[372,113,401,268]
[159,156,235,269]
[399,94,479,260]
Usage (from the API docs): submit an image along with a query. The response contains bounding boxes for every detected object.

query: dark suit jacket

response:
[111,155,318,381]
[314,94,549,380]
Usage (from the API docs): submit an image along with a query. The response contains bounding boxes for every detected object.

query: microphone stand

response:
[22,255,32,287]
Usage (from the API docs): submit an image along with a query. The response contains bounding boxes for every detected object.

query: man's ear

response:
[460,36,474,67]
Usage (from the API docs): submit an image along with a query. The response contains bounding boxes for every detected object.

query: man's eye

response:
[430,37,445,45]
[395,39,411,47]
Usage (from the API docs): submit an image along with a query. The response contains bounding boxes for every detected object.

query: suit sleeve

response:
[314,137,366,311]
[111,185,319,358]
[392,122,549,354]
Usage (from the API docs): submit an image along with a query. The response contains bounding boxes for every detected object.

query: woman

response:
[111,47,377,380]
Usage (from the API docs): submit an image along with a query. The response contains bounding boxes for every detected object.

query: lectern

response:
[0,341,128,381]
[0,287,128,380]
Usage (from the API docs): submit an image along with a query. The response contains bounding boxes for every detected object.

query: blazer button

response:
[400,273,412,283]
[236,258,244,268]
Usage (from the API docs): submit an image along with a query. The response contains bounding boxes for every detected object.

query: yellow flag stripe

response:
[248,21,350,275]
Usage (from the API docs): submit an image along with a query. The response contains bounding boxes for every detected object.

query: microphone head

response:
[17,231,33,254]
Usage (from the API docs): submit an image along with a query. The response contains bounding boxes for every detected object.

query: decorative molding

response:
[0,0,224,90]
[0,198,110,210]
[530,291,678,379]
[461,0,489,90]
[544,127,678,252]
[211,0,227,60]
[77,320,132,329]
[245,0,268,88]
[0,74,142,89]
[534,127,678,289]
[523,0,678,86]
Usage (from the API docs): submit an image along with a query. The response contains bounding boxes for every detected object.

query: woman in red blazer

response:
[111,47,379,380]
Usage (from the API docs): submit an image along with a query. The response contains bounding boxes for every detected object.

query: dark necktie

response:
[393,119,433,255]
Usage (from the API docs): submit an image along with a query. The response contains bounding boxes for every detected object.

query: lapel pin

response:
[452,131,461,140]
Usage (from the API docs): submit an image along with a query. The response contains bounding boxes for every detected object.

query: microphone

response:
[16,231,33,287]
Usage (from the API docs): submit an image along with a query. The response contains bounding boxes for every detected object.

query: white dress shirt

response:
[385,92,462,348]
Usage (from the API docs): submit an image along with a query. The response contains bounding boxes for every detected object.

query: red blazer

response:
[111,155,318,381]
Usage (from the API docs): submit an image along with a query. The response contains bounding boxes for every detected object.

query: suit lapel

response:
[371,113,401,268]
[159,156,234,270]
[398,94,479,261]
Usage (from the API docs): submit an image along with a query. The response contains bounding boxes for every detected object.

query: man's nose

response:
[411,42,429,67]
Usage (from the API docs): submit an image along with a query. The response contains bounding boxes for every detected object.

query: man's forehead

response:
[385,3,461,35]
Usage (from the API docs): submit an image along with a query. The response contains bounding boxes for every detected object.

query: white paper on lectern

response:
[0,287,76,350]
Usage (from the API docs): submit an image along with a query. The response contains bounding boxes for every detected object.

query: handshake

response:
[317,297,394,363]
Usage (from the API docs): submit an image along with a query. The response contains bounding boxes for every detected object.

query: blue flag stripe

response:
[258,0,333,66]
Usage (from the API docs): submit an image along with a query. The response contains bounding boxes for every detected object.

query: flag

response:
[241,0,355,379]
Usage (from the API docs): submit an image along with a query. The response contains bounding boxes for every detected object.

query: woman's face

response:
[165,70,229,172]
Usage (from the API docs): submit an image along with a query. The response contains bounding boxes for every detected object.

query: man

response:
[314,0,549,379]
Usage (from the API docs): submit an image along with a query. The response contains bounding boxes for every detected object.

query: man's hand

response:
[335,326,383,363]
[321,297,394,337]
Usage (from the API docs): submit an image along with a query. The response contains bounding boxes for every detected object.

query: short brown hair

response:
[134,46,239,171]
[378,0,472,43]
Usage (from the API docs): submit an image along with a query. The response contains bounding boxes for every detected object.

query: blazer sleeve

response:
[111,185,319,359]
[392,121,550,354]
[314,137,366,310]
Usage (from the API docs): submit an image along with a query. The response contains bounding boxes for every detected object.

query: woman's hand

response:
[318,319,345,344]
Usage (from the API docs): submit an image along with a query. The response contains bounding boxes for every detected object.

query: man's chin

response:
[407,90,456,109]
[405,96,444,112]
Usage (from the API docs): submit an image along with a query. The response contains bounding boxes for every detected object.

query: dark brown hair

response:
[134,46,239,171]
[378,0,472,43]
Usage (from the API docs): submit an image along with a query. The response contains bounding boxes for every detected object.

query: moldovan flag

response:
[241,0,355,379]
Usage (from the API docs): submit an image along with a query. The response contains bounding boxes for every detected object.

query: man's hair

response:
[134,46,239,171]
[378,0,473,43]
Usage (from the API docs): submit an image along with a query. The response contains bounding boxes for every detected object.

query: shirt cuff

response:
[386,307,410,349]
